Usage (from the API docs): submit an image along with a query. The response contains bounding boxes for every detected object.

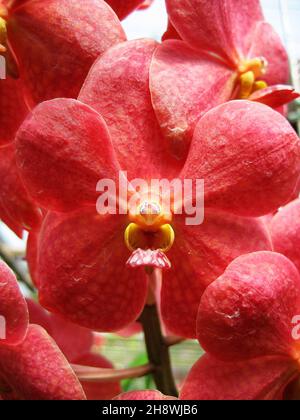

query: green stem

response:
[139,269,178,397]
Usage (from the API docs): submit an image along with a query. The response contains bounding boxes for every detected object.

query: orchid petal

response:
[165,0,263,64]
[161,211,271,338]
[180,354,297,400]
[8,0,126,105]
[271,198,300,273]
[75,352,121,400]
[49,315,93,363]
[150,40,235,158]
[0,77,28,147]
[162,20,181,41]
[197,251,300,361]
[79,39,182,178]
[249,85,299,108]
[27,299,94,362]
[26,299,52,334]
[16,98,120,212]
[180,100,300,217]
[247,22,289,86]
[0,325,86,400]
[0,260,28,345]
[0,144,42,231]
[37,209,148,332]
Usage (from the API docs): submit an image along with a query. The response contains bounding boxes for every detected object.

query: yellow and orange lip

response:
[125,200,175,253]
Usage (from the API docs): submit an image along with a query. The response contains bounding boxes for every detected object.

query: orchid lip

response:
[124,222,175,253]
[126,249,171,270]
[125,199,175,253]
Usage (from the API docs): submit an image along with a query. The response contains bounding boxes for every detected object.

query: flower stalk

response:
[73,363,154,383]
[139,268,178,397]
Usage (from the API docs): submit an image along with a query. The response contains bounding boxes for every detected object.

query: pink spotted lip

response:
[126,249,171,270]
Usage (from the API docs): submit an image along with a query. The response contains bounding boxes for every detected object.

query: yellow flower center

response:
[237,57,268,99]
[125,200,174,253]
[0,16,7,53]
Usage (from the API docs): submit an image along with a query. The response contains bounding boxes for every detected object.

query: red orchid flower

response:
[181,251,300,400]
[0,0,125,106]
[27,299,121,400]
[0,76,39,234]
[150,0,297,157]
[15,40,300,338]
[0,260,85,400]
[0,0,126,233]
[106,0,153,20]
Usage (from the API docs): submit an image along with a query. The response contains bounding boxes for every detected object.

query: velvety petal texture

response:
[75,352,121,400]
[37,209,148,331]
[161,211,272,338]
[12,13,296,346]
[0,144,42,231]
[0,260,28,345]
[8,0,126,105]
[150,40,235,157]
[0,325,86,400]
[16,98,120,212]
[79,39,181,178]
[26,298,52,334]
[27,298,95,362]
[197,252,300,361]
[180,101,300,217]
[0,77,28,146]
[151,0,288,149]
[180,354,297,400]
[49,315,93,363]
[165,0,263,64]
[249,85,300,109]
[271,199,300,273]
[247,22,289,86]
